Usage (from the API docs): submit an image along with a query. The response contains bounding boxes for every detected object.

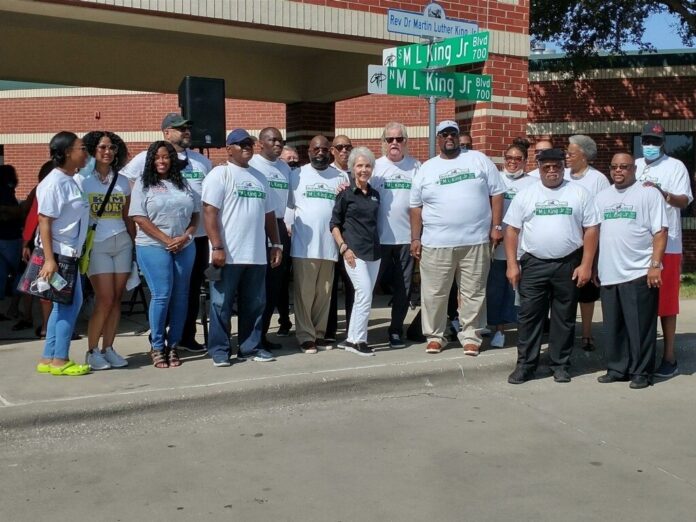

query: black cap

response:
[537,148,566,162]
[641,122,665,140]
[161,112,192,130]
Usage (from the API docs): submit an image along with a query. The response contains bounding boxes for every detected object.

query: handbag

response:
[17,246,79,305]
[78,172,119,274]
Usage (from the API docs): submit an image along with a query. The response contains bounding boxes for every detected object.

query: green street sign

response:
[367,65,492,101]
[383,31,489,70]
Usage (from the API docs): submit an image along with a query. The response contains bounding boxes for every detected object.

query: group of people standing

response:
[25,112,691,387]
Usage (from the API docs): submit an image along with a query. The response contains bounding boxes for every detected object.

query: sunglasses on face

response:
[505,155,524,161]
[385,137,405,144]
[540,163,563,172]
[610,164,634,171]
[438,131,459,139]
[333,144,352,152]
[97,144,118,152]
[234,140,255,149]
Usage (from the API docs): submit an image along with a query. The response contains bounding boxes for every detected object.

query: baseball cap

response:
[537,148,566,162]
[161,113,192,130]
[436,120,459,134]
[641,122,665,140]
[226,129,257,146]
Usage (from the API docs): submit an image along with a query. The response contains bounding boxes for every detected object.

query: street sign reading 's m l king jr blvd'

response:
[382,32,489,70]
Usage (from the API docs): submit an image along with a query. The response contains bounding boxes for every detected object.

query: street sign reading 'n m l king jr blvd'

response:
[387,2,478,39]
[367,65,492,101]
[382,32,489,69]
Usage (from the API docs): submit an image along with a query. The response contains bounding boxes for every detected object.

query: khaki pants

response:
[293,258,335,344]
[419,243,490,347]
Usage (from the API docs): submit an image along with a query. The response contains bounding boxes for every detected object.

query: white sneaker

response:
[86,350,111,370]
[490,331,505,348]
[103,347,128,368]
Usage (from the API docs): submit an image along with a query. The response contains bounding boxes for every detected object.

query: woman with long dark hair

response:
[76,131,134,370]
[129,141,199,369]
[35,131,91,376]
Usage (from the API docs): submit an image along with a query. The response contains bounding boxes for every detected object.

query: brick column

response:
[286,101,336,161]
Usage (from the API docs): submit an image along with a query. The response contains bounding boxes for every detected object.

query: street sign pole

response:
[428,95,437,158]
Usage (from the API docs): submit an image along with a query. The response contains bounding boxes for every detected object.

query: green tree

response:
[531,0,696,59]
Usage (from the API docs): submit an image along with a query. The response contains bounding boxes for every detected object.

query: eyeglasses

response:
[540,163,563,172]
[312,147,330,153]
[385,137,405,144]
[97,144,118,152]
[170,126,191,132]
[438,131,459,138]
[610,164,634,171]
[333,144,352,152]
[504,155,524,161]
[565,151,580,158]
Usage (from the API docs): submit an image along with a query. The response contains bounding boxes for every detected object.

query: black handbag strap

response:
[96,172,119,219]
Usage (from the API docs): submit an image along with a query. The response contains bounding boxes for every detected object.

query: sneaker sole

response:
[213,361,231,367]
[180,347,207,353]
[654,370,678,378]
[345,346,375,357]
[252,357,275,362]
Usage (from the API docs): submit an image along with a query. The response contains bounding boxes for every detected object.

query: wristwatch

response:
[493,224,503,231]
[186,233,193,241]
[272,243,283,251]
[212,246,225,251]
[649,260,661,269]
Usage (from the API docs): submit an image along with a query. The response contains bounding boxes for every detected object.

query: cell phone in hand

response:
[204,264,222,281]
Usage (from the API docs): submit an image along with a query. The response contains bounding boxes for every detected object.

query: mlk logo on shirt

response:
[267,172,289,190]
[603,203,637,220]
[234,181,266,199]
[504,187,519,200]
[304,183,336,200]
[638,173,661,188]
[382,173,412,190]
[534,200,573,216]
[437,169,476,185]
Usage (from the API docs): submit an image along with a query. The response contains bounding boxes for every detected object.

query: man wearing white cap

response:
[410,120,506,355]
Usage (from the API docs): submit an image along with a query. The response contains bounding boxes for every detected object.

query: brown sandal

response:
[167,347,182,368]
[150,349,169,369]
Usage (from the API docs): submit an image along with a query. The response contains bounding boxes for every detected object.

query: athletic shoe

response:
[345,342,375,357]
[251,349,275,362]
[337,340,350,350]
[654,359,678,378]
[86,350,111,370]
[490,331,505,348]
[213,359,231,367]
[179,340,207,353]
[103,347,128,368]
[389,334,406,348]
[316,338,334,350]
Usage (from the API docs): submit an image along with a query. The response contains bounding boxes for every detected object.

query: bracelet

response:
[339,242,346,253]
[212,246,225,251]
[411,238,421,243]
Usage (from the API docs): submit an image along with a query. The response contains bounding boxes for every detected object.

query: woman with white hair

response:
[330,146,381,356]
[566,134,610,352]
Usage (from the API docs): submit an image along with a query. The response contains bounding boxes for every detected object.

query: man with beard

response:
[288,135,349,354]
[249,127,293,348]
[410,120,506,356]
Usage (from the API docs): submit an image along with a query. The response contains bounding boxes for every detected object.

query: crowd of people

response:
[2,113,691,387]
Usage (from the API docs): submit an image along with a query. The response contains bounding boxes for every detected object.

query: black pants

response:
[326,259,354,338]
[516,250,581,371]
[377,244,414,336]
[600,276,658,379]
[181,236,209,344]
[262,219,292,337]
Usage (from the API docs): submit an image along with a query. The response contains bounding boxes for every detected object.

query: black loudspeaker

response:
[178,76,226,148]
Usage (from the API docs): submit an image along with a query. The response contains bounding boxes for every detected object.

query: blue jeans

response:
[42,275,83,361]
[208,264,266,363]
[136,243,195,350]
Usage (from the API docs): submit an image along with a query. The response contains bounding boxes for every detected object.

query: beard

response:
[310,156,331,170]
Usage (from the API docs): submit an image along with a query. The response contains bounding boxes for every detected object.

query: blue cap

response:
[226,128,256,145]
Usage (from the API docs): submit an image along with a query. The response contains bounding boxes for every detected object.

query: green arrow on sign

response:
[367,65,492,101]
[383,31,489,70]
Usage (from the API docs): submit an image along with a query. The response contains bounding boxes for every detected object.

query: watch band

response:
[212,246,225,251]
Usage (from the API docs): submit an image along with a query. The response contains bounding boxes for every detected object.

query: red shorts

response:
[658,253,681,317]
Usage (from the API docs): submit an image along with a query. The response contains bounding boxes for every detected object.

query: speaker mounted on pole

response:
[178,76,226,148]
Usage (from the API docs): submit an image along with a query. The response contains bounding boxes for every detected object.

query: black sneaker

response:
[553,368,571,383]
[277,325,292,337]
[654,359,678,378]
[597,373,629,383]
[389,333,406,348]
[345,342,375,357]
[508,366,533,384]
[179,340,207,353]
[316,338,334,350]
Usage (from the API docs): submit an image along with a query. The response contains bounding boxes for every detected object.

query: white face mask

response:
[30,277,51,293]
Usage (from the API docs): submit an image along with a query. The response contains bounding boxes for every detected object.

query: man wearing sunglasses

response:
[371,122,420,348]
[120,112,212,354]
[410,120,506,356]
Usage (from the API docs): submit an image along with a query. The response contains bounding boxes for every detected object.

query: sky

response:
[628,11,694,50]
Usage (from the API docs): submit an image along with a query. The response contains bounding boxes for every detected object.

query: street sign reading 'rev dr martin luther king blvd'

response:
[383,32,489,70]
[387,2,478,39]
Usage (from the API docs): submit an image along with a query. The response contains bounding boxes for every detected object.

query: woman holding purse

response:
[76,131,134,370]
[35,131,91,376]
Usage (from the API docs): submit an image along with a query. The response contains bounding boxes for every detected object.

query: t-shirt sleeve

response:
[119,152,146,182]
[409,171,424,208]
[582,192,601,227]
[670,163,694,204]
[485,158,506,196]
[648,191,669,235]
[329,192,347,232]
[37,179,63,218]
[502,194,524,229]
[128,180,147,217]
[119,175,132,197]
[201,168,224,209]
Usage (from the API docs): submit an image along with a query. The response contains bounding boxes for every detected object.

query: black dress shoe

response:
[508,367,533,384]
[262,339,282,351]
[553,368,571,383]
[597,373,628,383]
[629,376,651,389]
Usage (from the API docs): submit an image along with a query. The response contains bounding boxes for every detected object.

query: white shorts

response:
[88,231,133,276]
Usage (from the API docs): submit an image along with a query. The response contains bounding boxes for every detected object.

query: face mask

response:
[287,161,300,169]
[460,145,469,152]
[642,144,662,161]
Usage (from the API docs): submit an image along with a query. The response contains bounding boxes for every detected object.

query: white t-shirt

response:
[568,166,610,196]
[331,162,351,180]
[36,169,90,257]
[288,164,349,260]
[202,162,273,265]
[595,182,669,285]
[129,179,200,248]
[372,155,420,245]
[75,171,131,243]
[503,180,600,259]
[249,154,291,220]
[120,148,212,237]
[493,172,538,260]
[636,155,693,254]
[409,150,506,248]
[527,167,571,180]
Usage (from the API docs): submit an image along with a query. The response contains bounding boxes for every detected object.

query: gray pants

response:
[377,244,414,336]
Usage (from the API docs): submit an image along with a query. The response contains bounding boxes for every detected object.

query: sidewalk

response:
[1,296,695,430]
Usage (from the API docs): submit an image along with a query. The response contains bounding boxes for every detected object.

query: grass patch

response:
[681,273,696,299]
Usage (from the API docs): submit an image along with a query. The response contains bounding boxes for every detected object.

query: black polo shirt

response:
[330,182,381,261]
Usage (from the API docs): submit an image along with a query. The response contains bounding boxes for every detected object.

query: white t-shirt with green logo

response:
[594,182,668,285]
[288,164,349,260]
[503,180,600,259]
[75,171,131,243]
[249,154,291,220]
[568,166,610,196]
[120,148,212,237]
[635,155,693,254]
[202,162,272,265]
[409,151,506,248]
[493,172,538,260]
[372,155,420,245]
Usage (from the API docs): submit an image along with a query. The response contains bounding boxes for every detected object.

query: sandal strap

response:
[150,349,168,368]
